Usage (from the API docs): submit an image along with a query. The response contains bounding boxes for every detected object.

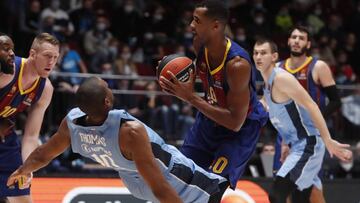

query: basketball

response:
[156,54,195,82]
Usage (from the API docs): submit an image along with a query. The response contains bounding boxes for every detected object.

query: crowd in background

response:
[0,0,360,179]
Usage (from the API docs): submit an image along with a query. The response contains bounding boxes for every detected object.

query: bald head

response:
[76,77,112,117]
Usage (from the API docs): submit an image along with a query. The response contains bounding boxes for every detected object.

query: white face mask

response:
[236,35,246,41]
[176,51,185,56]
[255,17,264,25]
[144,32,154,40]
[340,161,353,171]
[315,9,322,16]
[154,14,163,21]
[124,5,134,13]
[96,23,106,31]
[121,53,131,60]
[184,32,193,39]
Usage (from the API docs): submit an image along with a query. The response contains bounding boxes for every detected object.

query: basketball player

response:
[0,33,59,203]
[7,77,228,203]
[274,26,342,203]
[253,38,352,203]
[159,0,268,190]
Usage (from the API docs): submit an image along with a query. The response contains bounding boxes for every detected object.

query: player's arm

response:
[275,73,352,161]
[120,121,182,203]
[313,60,341,117]
[7,118,71,187]
[196,57,251,131]
[21,79,53,161]
[162,57,250,131]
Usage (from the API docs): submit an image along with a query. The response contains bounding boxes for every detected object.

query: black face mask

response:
[0,58,14,74]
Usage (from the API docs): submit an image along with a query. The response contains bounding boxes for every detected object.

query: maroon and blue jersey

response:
[181,39,268,189]
[196,38,264,121]
[278,57,325,110]
[0,56,46,120]
[0,56,46,197]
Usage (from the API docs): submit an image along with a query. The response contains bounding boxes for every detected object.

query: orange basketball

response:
[156,54,195,82]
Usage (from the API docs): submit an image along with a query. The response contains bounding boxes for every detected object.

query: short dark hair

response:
[196,0,229,24]
[255,37,278,53]
[76,77,107,117]
[289,25,311,41]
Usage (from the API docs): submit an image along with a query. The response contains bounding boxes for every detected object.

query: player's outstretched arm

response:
[275,72,352,162]
[120,121,182,203]
[7,118,71,188]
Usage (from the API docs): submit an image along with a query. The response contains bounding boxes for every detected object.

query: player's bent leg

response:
[208,181,229,203]
[7,195,32,203]
[291,186,312,203]
[310,187,326,203]
[269,175,296,203]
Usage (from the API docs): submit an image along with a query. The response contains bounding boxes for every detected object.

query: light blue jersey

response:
[263,68,325,190]
[66,108,226,202]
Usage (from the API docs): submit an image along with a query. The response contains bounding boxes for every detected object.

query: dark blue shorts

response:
[0,131,30,197]
[181,112,264,189]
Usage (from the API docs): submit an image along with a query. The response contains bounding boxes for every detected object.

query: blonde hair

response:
[31,33,59,50]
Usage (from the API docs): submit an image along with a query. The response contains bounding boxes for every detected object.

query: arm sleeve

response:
[322,85,341,118]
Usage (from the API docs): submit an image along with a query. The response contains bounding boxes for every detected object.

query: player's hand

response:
[0,119,15,142]
[324,139,353,162]
[280,144,290,163]
[159,69,196,103]
[7,169,33,189]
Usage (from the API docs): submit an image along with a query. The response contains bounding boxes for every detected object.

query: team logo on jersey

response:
[297,69,307,80]
[214,81,222,88]
[23,92,36,106]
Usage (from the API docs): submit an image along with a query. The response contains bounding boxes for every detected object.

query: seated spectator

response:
[70,0,96,38]
[57,41,88,93]
[40,0,74,41]
[83,15,113,73]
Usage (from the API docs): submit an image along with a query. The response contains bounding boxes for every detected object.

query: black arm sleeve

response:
[322,85,341,118]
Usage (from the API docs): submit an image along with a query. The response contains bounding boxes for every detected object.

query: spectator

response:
[57,41,88,93]
[18,0,42,54]
[69,0,96,38]
[40,0,74,41]
[111,0,142,43]
[83,15,113,73]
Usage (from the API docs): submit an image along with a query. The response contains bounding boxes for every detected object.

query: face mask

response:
[96,23,106,31]
[315,9,322,16]
[121,53,131,60]
[184,32,193,39]
[176,51,185,56]
[154,14,163,21]
[144,32,154,40]
[124,5,134,13]
[340,162,353,171]
[109,47,118,56]
[236,35,246,41]
[62,46,70,53]
[312,53,320,58]
[255,17,264,25]
[51,0,60,10]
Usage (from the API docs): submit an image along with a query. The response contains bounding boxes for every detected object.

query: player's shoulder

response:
[274,68,295,83]
[226,56,251,71]
[121,120,144,134]
[313,59,330,69]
